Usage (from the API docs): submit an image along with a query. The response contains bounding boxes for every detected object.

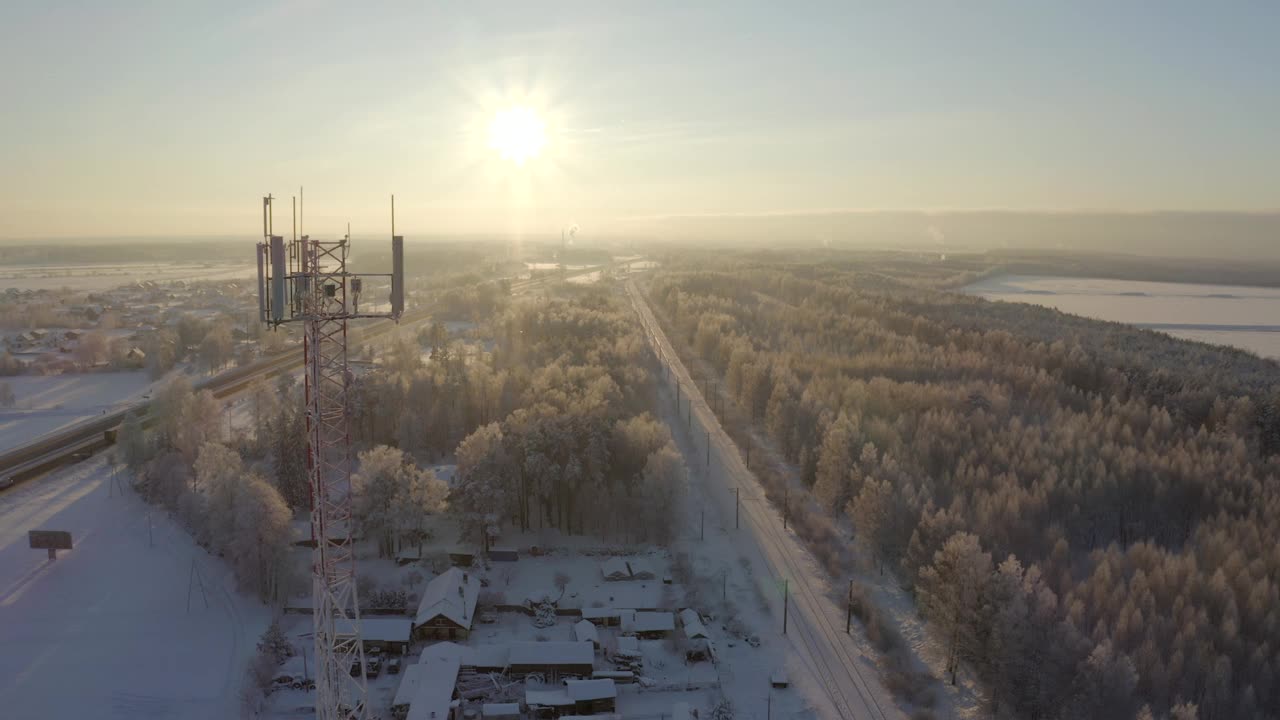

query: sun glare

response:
[488,106,546,165]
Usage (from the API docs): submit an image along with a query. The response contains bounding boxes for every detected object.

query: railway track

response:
[0,267,591,492]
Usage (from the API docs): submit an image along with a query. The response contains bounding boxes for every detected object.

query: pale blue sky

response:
[1,1,1277,238]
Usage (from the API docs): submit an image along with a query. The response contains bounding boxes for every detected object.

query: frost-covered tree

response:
[229,473,293,602]
[118,411,150,470]
[812,412,857,512]
[393,465,448,554]
[918,532,992,685]
[635,445,687,544]
[172,390,222,464]
[351,445,405,557]
[452,423,513,549]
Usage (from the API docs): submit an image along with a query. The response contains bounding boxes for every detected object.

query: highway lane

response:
[627,279,900,720]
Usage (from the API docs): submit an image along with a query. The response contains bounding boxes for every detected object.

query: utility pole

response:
[700,509,704,541]
[734,488,740,529]
[783,579,789,635]
[783,487,789,530]
[846,579,854,633]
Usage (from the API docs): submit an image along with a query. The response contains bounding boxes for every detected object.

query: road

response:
[628,280,899,720]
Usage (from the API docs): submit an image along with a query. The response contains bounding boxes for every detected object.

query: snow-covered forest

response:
[647,260,1280,720]
[350,285,687,547]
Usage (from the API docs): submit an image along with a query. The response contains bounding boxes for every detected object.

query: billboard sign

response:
[29,530,73,559]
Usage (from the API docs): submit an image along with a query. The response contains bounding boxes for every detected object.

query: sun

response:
[488,106,546,165]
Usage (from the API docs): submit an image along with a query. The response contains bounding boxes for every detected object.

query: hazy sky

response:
[1,2,1277,239]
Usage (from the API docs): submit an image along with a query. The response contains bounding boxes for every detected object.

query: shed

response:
[488,547,519,562]
[414,568,479,641]
[525,688,573,717]
[564,678,617,714]
[482,703,521,719]
[393,655,461,720]
[592,670,635,684]
[620,611,675,638]
[336,617,413,655]
[581,607,622,626]
[679,608,710,640]
[508,641,594,679]
[395,546,422,566]
[573,619,600,648]
[420,641,476,667]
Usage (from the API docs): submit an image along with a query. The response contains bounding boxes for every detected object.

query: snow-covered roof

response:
[616,636,639,654]
[419,641,475,666]
[573,619,599,645]
[620,611,674,634]
[404,656,461,720]
[508,641,594,667]
[472,644,512,669]
[679,609,709,640]
[564,678,616,701]
[601,557,631,580]
[581,607,622,620]
[334,617,412,644]
[525,689,573,707]
[415,567,479,630]
[393,664,429,708]
[481,703,520,718]
[625,558,655,579]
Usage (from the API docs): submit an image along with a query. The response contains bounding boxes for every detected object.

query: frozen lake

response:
[962,275,1280,358]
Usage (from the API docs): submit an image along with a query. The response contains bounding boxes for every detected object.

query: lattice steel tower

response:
[256,192,404,720]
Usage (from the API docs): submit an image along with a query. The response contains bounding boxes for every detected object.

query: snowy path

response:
[629,281,901,720]
[0,456,268,719]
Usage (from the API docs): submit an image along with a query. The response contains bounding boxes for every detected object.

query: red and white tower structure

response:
[257,193,404,720]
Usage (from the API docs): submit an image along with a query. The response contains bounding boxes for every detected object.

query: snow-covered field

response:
[963,274,1280,358]
[0,456,269,719]
[0,372,158,453]
[0,262,254,291]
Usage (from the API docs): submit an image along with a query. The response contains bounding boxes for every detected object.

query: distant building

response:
[525,679,617,717]
[414,568,479,641]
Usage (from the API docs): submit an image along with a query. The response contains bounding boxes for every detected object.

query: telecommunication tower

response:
[256,191,405,720]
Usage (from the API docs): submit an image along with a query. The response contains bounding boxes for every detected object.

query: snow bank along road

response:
[0,457,268,719]
[628,280,900,720]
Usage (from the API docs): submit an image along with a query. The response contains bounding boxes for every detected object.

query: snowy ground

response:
[963,274,1280,358]
[0,371,160,453]
[0,455,269,719]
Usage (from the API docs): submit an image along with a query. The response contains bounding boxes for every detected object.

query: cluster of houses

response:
[1,280,257,374]
[358,562,712,720]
